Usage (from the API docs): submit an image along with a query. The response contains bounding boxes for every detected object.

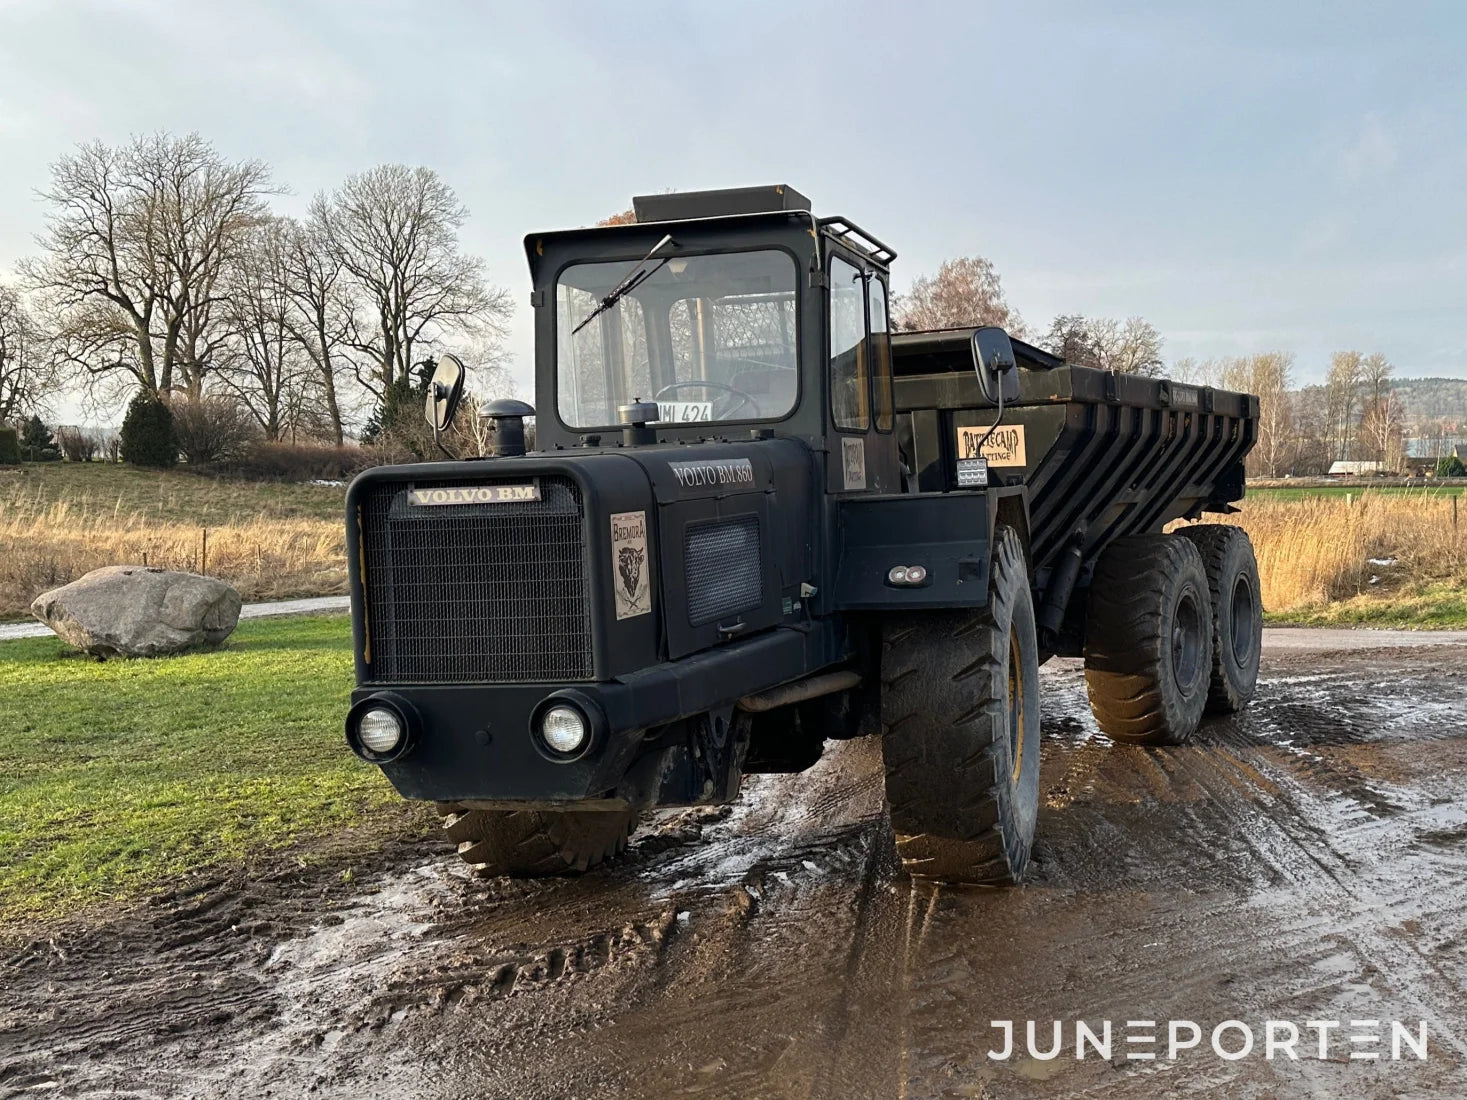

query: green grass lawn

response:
[1265,581,1467,629]
[0,614,405,925]
[1250,484,1467,501]
[0,460,346,525]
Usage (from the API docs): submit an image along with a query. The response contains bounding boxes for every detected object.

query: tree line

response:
[0,132,512,461]
[1,154,1441,477]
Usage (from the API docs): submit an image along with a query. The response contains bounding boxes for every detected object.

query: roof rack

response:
[818,217,897,265]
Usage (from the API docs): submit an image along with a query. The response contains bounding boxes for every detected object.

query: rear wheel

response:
[435,806,637,876]
[1175,524,1262,714]
[1083,534,1213,745]
[880,526,1041,885]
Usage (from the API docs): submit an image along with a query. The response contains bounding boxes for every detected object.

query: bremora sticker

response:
[842,436,866,490]
[407,484,541,506]
[956,424,1026,467]
[609,510,651,620]
[668,458,755,489]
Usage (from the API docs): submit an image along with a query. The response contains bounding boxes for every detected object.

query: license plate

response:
[656,401,714,423]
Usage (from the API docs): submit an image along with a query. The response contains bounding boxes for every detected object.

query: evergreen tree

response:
[360,364,433,456]
[119,394,179,468]
[20,415,61,461]
[0,426,19,465]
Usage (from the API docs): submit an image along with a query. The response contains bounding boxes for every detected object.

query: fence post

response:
[201,527,208,575]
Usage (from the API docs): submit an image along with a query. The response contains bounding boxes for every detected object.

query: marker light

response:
[888,565,928,587]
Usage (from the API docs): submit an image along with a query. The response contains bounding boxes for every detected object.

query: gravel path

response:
[0,595,350,642]
[6,605,1462,648]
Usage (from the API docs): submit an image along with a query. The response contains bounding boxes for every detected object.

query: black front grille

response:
[360,476,593,683]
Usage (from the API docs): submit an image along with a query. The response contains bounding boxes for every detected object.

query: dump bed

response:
[892,329,1258,588]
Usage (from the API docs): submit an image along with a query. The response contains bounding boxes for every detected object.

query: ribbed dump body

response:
[891,329,1258,582]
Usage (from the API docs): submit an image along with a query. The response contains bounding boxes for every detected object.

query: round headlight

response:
[541,705,588,755]
[888,566,909,584]
[358,707,404,755]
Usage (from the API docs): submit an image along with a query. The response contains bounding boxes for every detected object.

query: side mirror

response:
[424,354,466,432]
[970,327,1018,404]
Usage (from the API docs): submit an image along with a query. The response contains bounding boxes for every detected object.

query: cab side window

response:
[869,278,893,432]
[829,255,868,431]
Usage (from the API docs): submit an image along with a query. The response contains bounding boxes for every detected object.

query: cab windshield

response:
[556,249,798,429]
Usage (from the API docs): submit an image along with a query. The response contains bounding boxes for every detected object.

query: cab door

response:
[825,251,900,495]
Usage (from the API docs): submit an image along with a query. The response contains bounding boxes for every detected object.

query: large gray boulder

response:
[31,566,242,657]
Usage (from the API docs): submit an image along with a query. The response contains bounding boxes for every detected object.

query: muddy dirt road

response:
[5,637,1467,1098]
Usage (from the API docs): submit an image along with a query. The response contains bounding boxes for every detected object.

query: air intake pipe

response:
[619,400,660,447]
[480,399,535,457]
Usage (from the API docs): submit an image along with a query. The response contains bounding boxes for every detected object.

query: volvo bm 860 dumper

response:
[343,185,1261,884]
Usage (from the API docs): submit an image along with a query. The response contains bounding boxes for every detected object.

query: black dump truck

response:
[344,185,1261,884]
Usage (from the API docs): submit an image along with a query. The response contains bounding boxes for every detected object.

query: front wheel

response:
[880,525,1041,885]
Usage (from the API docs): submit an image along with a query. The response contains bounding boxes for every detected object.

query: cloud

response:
[1340,112,1397,180]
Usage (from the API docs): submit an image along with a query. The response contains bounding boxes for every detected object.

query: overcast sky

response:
[1,0,1464,403]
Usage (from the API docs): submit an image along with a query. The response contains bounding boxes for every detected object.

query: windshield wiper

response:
[571,234,676,335]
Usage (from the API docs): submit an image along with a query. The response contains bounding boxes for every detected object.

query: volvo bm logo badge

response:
[406,484,541,506]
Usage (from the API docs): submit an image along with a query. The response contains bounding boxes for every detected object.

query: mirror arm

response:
[431,421,460,462]
[972,375,1007,457]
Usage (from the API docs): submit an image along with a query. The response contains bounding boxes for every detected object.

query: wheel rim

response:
[1008,627,1025,782]
[1231,574,1256,665]
[1172,591,1203,690]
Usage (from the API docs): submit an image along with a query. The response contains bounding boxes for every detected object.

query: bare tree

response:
[1356,351,1397,463]
[1325,350,1364,461]
[280,214,355,444]
[1221,353,1295,476]
[893,256,1026,336]
[218,218,307,440]
[0,286,54,422]
[1044,314,1164,376]
[317,165,512,402]
[1360,388,1406,470]
[21,133,273,405]
[1168,357,1226,387]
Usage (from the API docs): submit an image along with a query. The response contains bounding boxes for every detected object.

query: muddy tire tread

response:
[1083,535,1211,746]
[1174,523,1262,714]
[881,526,1039,885]
[434,806,637,876]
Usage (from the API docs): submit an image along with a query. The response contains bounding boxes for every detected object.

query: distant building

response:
[1328,460,1385,476]
[1406,444,1465,477]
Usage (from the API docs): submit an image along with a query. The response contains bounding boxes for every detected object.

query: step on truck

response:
[344,185,1262,884]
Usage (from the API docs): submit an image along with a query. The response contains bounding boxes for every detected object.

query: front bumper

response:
[353,623,827,805]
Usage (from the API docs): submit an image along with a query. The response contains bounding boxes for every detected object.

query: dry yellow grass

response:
[1184,491,1467,613]
[4,465,1463,626]
[0,469,345,620]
